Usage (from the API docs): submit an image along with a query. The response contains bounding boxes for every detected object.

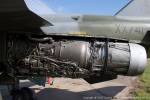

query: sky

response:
[43,0,130,15]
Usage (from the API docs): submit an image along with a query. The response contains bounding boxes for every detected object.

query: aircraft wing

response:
[0,0,52,31]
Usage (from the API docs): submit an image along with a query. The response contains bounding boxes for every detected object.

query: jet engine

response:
[6,35,147,79]
[43,41,147,76]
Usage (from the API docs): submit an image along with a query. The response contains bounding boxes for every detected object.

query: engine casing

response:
[50,41,147,76]
[127,43,147,76]
[10,37,147,78]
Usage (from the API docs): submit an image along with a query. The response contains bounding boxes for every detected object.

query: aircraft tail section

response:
[115,0,150,17]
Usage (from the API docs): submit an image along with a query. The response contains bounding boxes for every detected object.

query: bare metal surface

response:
[128,43,147,75]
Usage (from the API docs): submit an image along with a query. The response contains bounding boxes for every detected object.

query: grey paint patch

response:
[116,0,150,17]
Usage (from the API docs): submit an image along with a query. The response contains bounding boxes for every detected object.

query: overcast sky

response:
[43,0,130,15]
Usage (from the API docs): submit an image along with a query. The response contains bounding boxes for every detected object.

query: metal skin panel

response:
[116,0,150,17]
[39,0,150,46]
[41,15,150,45]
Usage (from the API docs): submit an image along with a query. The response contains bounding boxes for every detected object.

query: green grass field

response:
[134,59,150,99]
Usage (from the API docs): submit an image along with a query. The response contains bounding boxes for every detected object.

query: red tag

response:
[48,77,53,85]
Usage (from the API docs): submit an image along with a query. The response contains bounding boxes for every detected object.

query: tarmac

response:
[0,76,138,100]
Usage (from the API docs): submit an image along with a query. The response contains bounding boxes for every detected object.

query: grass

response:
[134,59,150,100]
